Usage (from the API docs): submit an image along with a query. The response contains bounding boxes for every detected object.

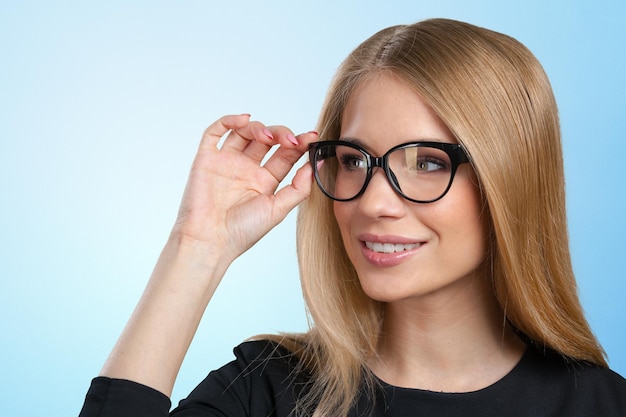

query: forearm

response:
[99,235,230,397]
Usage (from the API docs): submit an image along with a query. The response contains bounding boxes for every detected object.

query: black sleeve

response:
[77,341,308,417]
[78,377,171,417]
[171,340,308,417]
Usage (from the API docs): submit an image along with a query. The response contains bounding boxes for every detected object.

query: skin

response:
[334,73,525,392]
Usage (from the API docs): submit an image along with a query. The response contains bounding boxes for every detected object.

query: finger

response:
[271,162,314,222]
[294,129,319,150]
[234,123,301,151]
[224,123,303,163]
[242,140,272,163]
[221,121,272,153]
[199,114,251,150]
[264,125,302,148]
[236,123,297,163]
[262,131,318,182]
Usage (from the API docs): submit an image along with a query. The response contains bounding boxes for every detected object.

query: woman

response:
[79,18,626,417]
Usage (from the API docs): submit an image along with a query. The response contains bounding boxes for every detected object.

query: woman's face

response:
[333,73,488,305]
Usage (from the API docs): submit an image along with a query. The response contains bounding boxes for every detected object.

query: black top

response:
[79,340,626,417]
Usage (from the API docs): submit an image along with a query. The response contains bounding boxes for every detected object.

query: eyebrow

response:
[338,137,366,147]
[338,136,452,150]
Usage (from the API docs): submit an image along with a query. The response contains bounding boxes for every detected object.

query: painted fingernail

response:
[262,128,274,140]
[287,133,299,145]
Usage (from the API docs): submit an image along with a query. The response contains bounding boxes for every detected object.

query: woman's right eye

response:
[339,153,366,171]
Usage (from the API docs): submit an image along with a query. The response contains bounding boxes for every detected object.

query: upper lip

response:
[357,233,424,245]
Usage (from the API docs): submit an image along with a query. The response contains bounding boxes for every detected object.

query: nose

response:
[357,168,406,218]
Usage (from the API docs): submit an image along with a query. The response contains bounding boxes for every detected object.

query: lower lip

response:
[360,242,423,267]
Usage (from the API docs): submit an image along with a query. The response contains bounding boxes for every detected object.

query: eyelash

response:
[412,156,449,171]
[339,153,367,170]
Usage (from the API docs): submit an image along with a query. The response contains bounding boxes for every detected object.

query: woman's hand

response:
[171,114,317,265]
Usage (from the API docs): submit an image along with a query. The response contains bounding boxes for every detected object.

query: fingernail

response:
[308,131,319,136]
[241,113,251,117]
[262,128,274,140]
[287,133,299,145]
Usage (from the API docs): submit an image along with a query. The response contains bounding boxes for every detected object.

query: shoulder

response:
[521,347,626,414]
[234,339,298,362]
[231,339,308,380]
[527,346,626,387]
[172,340,311,416]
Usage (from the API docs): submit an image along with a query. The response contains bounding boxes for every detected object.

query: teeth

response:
[365,241,420,253]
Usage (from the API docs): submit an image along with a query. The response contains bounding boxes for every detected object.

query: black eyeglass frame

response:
[308,140,470,203]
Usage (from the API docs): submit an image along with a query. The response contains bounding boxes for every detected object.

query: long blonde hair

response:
[275,18,605,417]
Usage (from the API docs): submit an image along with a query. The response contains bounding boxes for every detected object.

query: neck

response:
[370,274,525,392]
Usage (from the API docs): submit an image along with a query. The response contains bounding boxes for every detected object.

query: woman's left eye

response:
[413,158,446,172]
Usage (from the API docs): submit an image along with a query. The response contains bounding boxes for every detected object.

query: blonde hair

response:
[272,18,605,417]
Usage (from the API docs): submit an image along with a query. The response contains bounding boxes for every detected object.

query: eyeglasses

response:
[308,140,470,203]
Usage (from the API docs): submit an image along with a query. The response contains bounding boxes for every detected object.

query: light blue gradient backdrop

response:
[1,1,624,415]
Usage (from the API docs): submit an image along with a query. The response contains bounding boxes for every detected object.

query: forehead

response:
[340,73,455,152]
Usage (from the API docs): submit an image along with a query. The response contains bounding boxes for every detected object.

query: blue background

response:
[1,1,624,415]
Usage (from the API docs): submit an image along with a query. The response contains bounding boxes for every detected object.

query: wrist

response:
[146,232,234,304]
[165,230,235,273]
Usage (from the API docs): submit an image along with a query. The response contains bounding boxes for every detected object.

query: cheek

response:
[450,189,488,263]
[333,202,356,252]
[333,201,349,230]
[437,172,488,262]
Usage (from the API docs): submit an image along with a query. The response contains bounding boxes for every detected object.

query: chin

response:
[357,278,417,304]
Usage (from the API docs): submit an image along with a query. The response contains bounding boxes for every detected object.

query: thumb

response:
[270,163,313,223]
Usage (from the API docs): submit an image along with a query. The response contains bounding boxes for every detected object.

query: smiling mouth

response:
[364,241,422,253]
